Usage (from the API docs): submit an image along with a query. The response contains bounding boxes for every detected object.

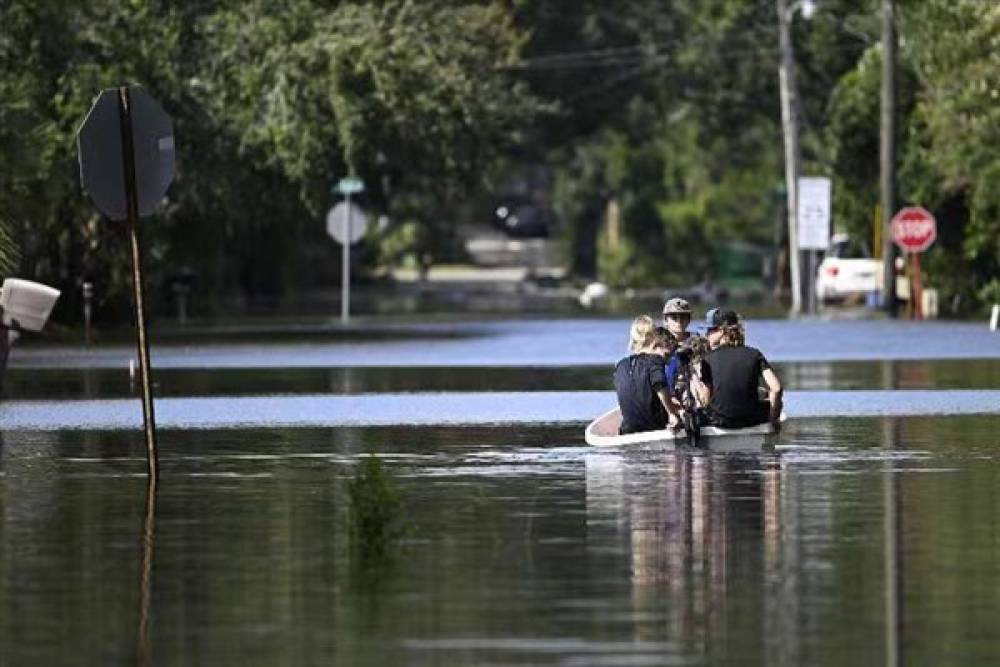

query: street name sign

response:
[335,177,365,196]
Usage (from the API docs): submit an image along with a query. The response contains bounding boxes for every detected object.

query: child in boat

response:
[614,316,681,435]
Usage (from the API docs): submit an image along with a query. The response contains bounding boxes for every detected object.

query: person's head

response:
[649,326,677,357]
[628,315,656,353]
[628,315,677,355]
[661,297,692,337]
[703,307,744,348]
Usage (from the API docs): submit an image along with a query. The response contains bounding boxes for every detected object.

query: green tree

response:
[900,0,1000,313]
[0,0,542,319]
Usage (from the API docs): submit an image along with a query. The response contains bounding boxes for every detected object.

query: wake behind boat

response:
[584,407,783,448]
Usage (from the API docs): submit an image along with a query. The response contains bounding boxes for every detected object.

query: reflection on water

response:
[3,314,999,666]
[2,418,1000,665]
[10,318,1000,371]
[6,358,1000,402]
[136,475,157,667]
[586,448,796,663]
[3,389,1000,431]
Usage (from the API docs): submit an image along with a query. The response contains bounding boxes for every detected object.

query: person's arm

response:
[656,387,681,427]
[650,359,680,428]
[761,367,783,428]
[691,360,711,407]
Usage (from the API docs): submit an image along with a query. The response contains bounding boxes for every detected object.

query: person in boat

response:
[662,297,710,412]
[661,296,693,343]
[614,315,681,434]
[699,307,783,430]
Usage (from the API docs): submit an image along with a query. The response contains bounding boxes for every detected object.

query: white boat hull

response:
[584,407,782,448]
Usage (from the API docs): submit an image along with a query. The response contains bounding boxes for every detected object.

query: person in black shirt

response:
[700,308,783,429]
[614,316,680,434]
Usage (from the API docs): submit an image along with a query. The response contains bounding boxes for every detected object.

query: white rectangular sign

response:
[797,176,832,250]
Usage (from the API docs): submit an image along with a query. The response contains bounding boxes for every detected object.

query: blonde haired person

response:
[614,316,681,434]
[700,308,783,429]
[627,314,656,353]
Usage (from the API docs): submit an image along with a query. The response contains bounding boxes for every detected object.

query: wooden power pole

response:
[776,0,803,315]
[880,0,898,316]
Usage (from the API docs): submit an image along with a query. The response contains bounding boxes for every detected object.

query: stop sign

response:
[77,87,175,220]
[891,206,937,254]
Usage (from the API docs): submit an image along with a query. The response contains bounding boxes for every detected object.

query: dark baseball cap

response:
[703,307,740,330]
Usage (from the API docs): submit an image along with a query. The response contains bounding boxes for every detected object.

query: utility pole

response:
[880,0,898,316]
[777,0,803,315]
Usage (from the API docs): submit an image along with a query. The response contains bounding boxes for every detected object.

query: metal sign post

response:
[82,281,94,345]
[328,177,366,322]
[343,193,352,322]
[78,86,175,478]
[117,86,158,477]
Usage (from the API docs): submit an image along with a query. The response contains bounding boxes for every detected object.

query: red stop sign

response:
[891,206,937,253]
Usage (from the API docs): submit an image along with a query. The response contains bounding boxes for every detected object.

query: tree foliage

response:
[0,0,540,317]
[0,0,997,317]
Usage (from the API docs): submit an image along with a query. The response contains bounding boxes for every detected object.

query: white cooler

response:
[0,278,61,332]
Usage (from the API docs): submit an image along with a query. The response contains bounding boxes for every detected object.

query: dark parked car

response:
[493,200,554,238]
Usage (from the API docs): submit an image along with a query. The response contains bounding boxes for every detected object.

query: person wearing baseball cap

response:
[699,307,784,430]
[661,297,693,343]
[700,307,740,339]
[661,297,715,433]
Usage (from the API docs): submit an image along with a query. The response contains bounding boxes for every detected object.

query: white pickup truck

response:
[815,234,883,304]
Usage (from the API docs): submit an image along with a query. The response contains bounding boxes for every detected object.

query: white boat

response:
[585,407,783,448]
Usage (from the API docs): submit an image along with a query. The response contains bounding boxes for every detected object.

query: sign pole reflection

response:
[136,473,158,666]
[883,416,903,667]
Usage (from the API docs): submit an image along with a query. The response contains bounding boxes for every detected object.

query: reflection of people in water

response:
[585,449,787,656]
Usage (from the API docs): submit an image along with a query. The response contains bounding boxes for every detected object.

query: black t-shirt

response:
[614,353,668,434]
[704,345,772,427]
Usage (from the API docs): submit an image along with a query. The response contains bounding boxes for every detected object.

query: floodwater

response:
[2,317,1000,665]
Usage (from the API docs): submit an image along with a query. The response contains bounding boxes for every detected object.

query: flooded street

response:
[2,317,999,665]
